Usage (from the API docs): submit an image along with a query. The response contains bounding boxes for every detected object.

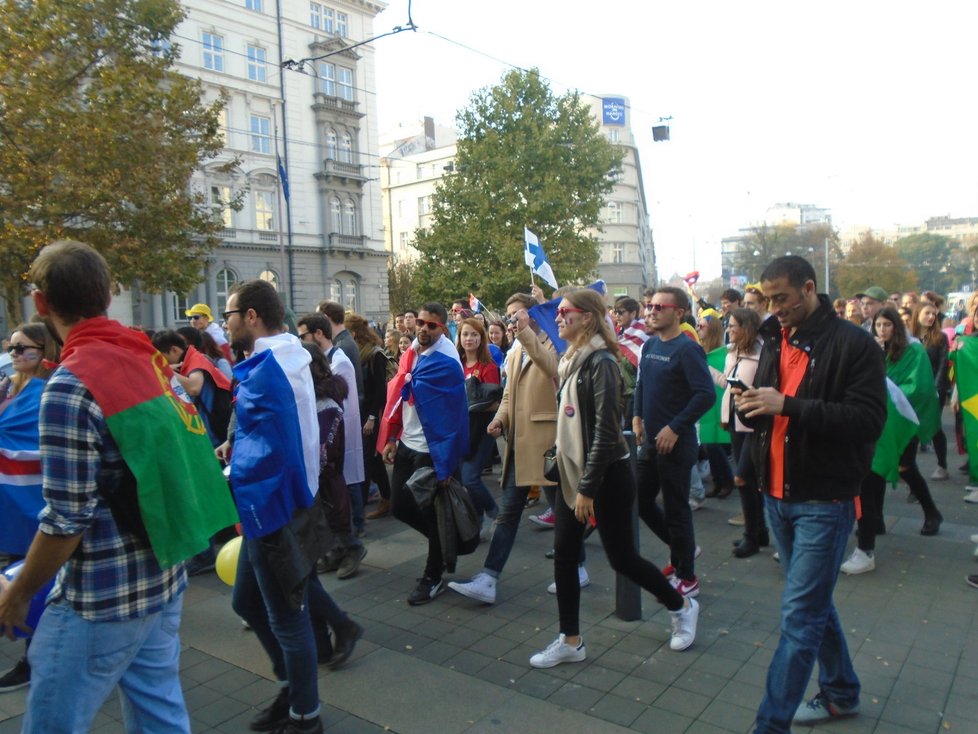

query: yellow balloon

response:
[215,536,242,586]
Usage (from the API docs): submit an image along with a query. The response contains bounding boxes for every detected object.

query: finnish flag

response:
[524,227,559,289]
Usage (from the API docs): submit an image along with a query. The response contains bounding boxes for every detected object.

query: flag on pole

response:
[871,378,920,483]
[277,154,290,202]
[951,336,978,483]
[469,293,481,313]
[528,280,606,354]
[524,228,559,289]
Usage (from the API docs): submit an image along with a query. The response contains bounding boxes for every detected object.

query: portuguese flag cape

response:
[59,317,239,567]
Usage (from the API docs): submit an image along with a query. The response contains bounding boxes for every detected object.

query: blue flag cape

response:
[528,280,606,354]
[0,379,45,555]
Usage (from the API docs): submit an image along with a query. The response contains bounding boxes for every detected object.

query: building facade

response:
[109,0,390,329]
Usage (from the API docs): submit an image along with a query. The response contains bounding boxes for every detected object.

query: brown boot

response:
[366,499,390,520]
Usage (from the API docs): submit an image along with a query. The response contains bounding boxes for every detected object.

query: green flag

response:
[871,379,920,484]
[951,336,978,484]
[698,346,730,445]
[887,341,941,443]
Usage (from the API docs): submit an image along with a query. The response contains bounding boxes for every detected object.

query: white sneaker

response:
[689,497,705,511]
[970,533,978,544]
[964,489,978,504]
[448,572,497,604]
[840,548,875,575]
[529,633,586,668]
[547,566,590,594]
[931,467,949,480]
[669,598,699,651]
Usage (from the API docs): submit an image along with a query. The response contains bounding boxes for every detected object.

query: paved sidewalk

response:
[1,442,978,733]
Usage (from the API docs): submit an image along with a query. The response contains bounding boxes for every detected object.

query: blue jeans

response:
[24,594,188,733]
[348,482,365,533]
[460,432,499,522]
[231,537,319,718]
[755,496,860,734]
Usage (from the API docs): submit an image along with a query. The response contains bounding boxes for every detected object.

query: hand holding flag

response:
[524,228,559,289]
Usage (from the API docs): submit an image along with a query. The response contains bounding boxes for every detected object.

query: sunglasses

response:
[221,309,242,320]
[643,302,681,312]
[7,344,41,355]
[556,307,585,318]
[415,319,443,330]
[189,314,205,321]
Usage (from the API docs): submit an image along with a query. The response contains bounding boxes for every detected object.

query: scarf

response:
[555,334,605,509]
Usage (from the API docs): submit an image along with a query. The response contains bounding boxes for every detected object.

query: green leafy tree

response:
[730,223,843,297]
[835,233,917,298]
[413,69,624,306]
[387,255,424,316]
[892,233,956,294]
[0,0,237,323]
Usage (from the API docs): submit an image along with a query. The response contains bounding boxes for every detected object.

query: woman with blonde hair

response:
[529,289,697,669]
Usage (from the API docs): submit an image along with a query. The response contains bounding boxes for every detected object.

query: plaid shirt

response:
[37,366,186,621]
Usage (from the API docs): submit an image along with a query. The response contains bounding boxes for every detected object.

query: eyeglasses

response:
[221,309,242,320]
[415,319,443,330]
[643,302,681,313]
[556,307,585,318]
[7,344,41,355]
[613,308,629,315]
[189,314,205,321]
[299,332,313,342]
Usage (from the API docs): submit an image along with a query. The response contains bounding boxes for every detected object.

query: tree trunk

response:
[3,283,24,329]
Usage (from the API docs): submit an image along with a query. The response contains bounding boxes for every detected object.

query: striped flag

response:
[618,319,648,369]
[0,379,45,555]
[524,228,559,289]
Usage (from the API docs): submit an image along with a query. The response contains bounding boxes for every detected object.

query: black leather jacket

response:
[573,350,629,498]
[743,295,886,502]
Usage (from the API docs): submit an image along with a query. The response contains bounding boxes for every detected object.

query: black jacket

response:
[744,295,886,502]
[574,350,629,498]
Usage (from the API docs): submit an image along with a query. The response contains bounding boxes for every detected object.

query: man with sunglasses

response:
[632,287,715,599]
[185,303,232,362]
[378,304,468,605]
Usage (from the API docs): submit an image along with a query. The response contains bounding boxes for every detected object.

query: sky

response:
[371,0,978,280]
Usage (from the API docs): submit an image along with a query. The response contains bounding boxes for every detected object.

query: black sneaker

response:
[250,687,290,731]
[0,658,30,693]
[407,576,444,606]
[328,620,364,670]
[316,548,344,574]
[270,717,323,734]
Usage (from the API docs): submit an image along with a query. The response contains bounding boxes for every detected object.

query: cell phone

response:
[726,377,752,391]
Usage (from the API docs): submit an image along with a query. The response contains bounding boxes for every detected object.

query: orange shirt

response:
[768,332,809,499]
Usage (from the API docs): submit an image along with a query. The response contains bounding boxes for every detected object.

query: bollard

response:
[615,431,642,621]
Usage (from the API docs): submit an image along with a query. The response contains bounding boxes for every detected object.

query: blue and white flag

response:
[0,379,44,555]
[277,154,290,202]
[528,280,607,355]
[230,333,319,538]
[404,335,469,481]
[524,227,559,289]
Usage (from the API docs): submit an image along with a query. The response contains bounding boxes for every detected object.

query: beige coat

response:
[493,327,559,487]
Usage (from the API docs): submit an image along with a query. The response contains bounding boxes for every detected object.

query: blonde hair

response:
[9,322,60,394]
[562,289,619,354]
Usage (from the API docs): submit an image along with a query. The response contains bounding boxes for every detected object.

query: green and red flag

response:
[698,346,730,445]
[951,335,978,484]
[59,318,239,567]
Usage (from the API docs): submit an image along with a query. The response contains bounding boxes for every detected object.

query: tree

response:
[729,223,843,297]
[387,255,423,316]
[835,233,917,298]
[0,0,236,323]
[412,69,623,306]
[891,233,956,294]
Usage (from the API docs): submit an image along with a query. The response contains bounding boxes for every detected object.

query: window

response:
[399,232,409,249]
[259,269,279,290]
[343,199,356,235]
[247,45,267,82]
[330,197,342,233]
[151,37,172,57]
[336,11,348,36]
[605,201,621,224]
[171,293,191,323]
[215,268,237,314]
[329,280,341,303]
[255,190,275,230]
[202,32,224,72]
[339,132,352,163]
[338,67,353,101]
[325,128,337,159]
[216,107,228,145]
[612,242,624,264]
[211,185,233,227]
[397,200,404,217]
[250,114,271,154]
[608,129,619,143]
[310,2,334,32]
[245,0,263,11]
[417,195,432,216]
[319,62,335,96]
[343,279,357,312]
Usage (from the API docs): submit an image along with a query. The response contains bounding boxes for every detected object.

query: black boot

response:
[921,511,943,536]
[733,536,760,558]
[328,619,364,670]
[250,687,290,731]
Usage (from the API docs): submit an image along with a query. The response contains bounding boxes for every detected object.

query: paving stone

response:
[586,692,648,727]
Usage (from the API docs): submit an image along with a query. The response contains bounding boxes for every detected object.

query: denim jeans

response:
[24,594,189,733]
[460,432,499,522]
[348,482,365,533]
[635,442,697,580]
[755,496,860,734]
[231,537,319,718]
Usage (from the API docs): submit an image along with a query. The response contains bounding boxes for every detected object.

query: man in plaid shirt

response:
[0,241,190,732]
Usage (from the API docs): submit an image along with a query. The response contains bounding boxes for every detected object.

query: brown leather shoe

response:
[366,499,390,520]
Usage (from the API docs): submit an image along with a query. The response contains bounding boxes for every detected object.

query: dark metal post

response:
[615,430,642,621]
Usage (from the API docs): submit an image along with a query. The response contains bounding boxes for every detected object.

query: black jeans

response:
[389,443,444,580]
[635,442,697,580]
[553,459,683,636]
[731,430,766,543]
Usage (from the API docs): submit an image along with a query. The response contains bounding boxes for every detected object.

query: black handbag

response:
[543,446,560,483]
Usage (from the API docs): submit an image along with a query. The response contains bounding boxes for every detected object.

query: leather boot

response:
[366,499,390,520]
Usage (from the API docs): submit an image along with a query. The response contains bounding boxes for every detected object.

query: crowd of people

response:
[0,241,975,733]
